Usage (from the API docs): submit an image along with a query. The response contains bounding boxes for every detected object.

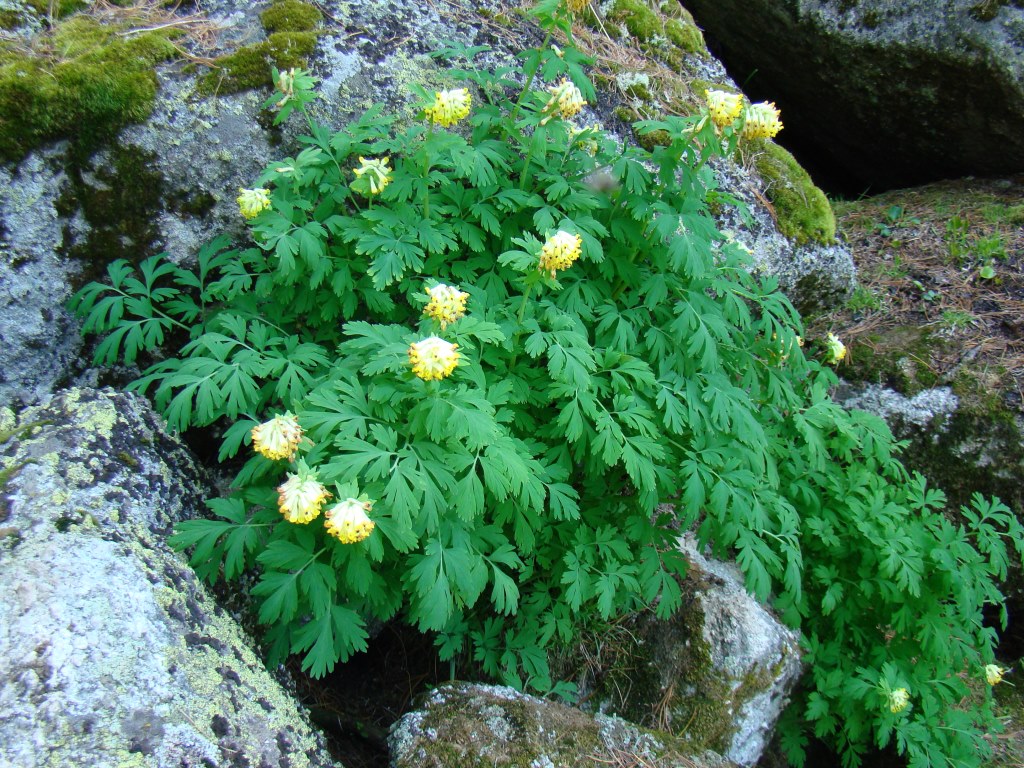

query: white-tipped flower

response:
[424,88,472,127]
[825,332,847,365]
[276,467,331,524]
[237,188,271,219]
[985,664,1007,686]
[409,335,460,381]
[539,230,583,278]
[888,687,910,713]
[423,283,469,329]
[324,498,375,544]
[742,101,783,140]
[251,412,303,461]
[352,156,392,196]
[542,79,587,124]
[705,89,743,128]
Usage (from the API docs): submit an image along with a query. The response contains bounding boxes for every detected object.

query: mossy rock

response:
[259,0,323,33]
[199,31,319,95]
[0,15,178,162]
[755,141,837,245]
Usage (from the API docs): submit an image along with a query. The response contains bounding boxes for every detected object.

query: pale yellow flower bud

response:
[424,283,469,329]
[539,230,583,278]
[424,88,472,127]
[705,89,743,128]
[825,332,846,365]
[542,79,587,124]
[565,0,589,13]
[251,412,303,461]
[888,687,910,713]
[237,188,271,220]
[324,498,375,544]
[985,664,1006,686]
[352,156,392,196]
[277,469,331,524]
[742,101,783,140]
[409,336,460,381]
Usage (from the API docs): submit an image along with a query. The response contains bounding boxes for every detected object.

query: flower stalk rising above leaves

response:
[324,498,375,543]
[237,188,271,219]
[423,283,469,329]
[409,335,460,381]
[277,463,331,524]
[251,412,303,461]
[423,88,472,127]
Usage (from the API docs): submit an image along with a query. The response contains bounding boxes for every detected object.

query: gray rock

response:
[0,387,342,768]
[681,0,1024,189]
[388,681,736,768]
[572,535,801,767]
[838,383,959,433]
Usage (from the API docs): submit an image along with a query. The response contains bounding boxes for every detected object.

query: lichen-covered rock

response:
[0,387,342,768]
[681,0,1024,190]
[0,0,851,409]
[388,682,736,768]
[571,535,802,767]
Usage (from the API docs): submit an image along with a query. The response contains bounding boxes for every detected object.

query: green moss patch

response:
[755,141,837,245]
[199,0,322,96]
[0,15,178,162]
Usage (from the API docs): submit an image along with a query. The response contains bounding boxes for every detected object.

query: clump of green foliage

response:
[199,0,322,96]
[71,1,1023,766]
[0,15,178,161]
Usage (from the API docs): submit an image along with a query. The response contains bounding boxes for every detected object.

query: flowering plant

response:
[70,1,1022,766]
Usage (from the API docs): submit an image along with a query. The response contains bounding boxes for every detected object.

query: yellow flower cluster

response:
[985,664,1007,686]
[888,687,910,713]
[324,498,375,544]
[539,230,582,278]
[424,283,469,329]
[352,156,392,196]
[542,79,587,124]
[277,468,331,524]
[424,88,472,127]
[237,188,271,220]
[825,332,847,365]
[252,412,303,461]
[705,89,743,129]
[742,101,784,140]
[565,0,589,12]
[409,335,460,381]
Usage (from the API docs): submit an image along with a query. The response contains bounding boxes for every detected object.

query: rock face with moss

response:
[571,535,802,766]
[0,0,853,407]
[0,387,342,768]
[680,0,1024,190]
[388,682,737,768]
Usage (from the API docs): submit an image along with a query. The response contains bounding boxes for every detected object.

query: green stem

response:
[422,122,434,219]
[508,282,536,369]
[510,31,552,124]
[519,143,536,190]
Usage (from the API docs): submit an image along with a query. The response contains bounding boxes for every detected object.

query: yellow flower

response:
[565,0,589,12]
[539,230,583,278]
[277,468,331,524]
[237,188,271,219]
[705,89,743,128]
[567,121,599,155]
[424,88,472,127]
[409,336,460,381]
[888,687,910,713]
[251,412,303,461]
[424,283,469,329]
[352,156,392,196]
[742,101,783,140]
[542,79,587,124]
[324,498,375,544]
[985,664,1007,686]
[825,332,846,365]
